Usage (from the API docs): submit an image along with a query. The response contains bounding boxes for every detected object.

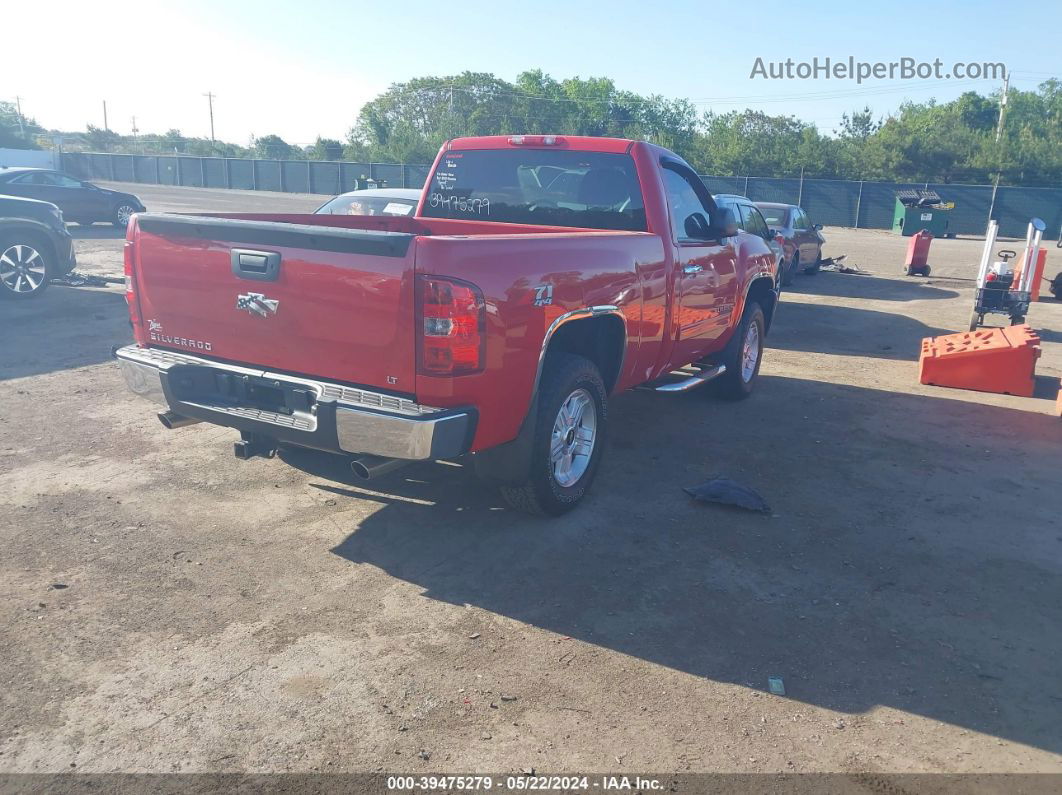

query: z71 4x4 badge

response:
[532,284,554,307]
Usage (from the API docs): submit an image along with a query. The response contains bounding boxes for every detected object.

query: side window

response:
[51,173,82,188]
[10,173,40,184]
[792,208,808,230]
[661,166,712,242]
[739,204,769,238]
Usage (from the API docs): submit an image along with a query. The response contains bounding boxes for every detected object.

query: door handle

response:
[683,264,703,275]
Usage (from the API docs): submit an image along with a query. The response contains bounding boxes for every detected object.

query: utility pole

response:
[994,71,1009,143]
[103,100,109,131]
[131,116,139,152]
[203,92,216,144]
[988,71,1010,225]
[14,96,25,136]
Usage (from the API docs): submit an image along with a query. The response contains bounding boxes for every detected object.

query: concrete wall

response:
[0,148,59,169]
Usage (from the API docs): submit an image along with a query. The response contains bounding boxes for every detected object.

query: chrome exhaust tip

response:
[350,454,409,481]
[158,411,202,430]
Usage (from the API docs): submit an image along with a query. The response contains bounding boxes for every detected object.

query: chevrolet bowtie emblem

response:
[236,292,279,317]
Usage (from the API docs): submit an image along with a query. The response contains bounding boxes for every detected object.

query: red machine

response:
[903,230,933,276]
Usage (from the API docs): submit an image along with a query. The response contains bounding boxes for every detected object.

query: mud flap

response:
[472,411,538,486]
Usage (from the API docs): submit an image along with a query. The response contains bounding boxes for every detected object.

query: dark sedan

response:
[0,195,77,298]
[755,202,825,284]
[0,167,145,227]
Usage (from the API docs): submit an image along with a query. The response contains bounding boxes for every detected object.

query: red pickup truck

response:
[116,135,778,514]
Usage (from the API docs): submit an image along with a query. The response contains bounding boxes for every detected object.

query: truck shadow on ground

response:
[786,271,959,302]
[769,300,953,361]
[288,375,1062,754]
[0,286,131,380]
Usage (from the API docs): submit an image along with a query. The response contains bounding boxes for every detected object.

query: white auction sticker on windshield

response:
[384,203,414,215]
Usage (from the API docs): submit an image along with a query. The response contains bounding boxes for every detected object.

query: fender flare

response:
[473,304,626,486]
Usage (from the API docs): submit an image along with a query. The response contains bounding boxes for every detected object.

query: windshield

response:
[420,149,646,231]
[758,207,788,226]
[315,195,417,216]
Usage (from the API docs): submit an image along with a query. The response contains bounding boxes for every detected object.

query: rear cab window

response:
[421,148,646,231]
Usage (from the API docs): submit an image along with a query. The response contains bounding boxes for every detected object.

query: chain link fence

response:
[60,152,431,197]
[61,151,1060,240]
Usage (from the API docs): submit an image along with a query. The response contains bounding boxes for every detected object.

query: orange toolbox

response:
[919,325,1041,397]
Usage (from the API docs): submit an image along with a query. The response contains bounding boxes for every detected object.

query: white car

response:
[314,188,422,217]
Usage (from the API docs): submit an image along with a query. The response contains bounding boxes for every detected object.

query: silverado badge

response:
[236,292,279,318]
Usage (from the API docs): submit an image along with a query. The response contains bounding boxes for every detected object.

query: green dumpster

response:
[892,190,954,237]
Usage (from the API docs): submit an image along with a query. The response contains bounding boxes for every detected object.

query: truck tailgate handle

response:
[231,248,281,281]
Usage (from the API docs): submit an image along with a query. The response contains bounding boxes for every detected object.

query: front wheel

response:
[0,236,51,299]
[113,204,137,228]
[499,353,608,516]
[969,310,982,331]
[711,301,766,400]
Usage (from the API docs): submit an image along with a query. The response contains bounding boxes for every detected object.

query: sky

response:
[4,0,1059,147]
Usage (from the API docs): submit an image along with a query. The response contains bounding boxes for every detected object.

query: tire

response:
[499,353,608,516]
[803,249,821,275]
[711,301,766,401]
[1050,274,1062,300]
[968,310,982,331]
[780,257,794,287]
[113,203,137,228]
[0,235,51,299]
[1010,315,1025,326]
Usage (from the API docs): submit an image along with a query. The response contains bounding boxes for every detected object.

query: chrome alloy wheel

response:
[741,319,761,383]
[0,244,47,294]
[115,204,137,226]
[550,387,597,488]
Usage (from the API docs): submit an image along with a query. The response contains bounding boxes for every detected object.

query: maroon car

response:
[756,202,825,285]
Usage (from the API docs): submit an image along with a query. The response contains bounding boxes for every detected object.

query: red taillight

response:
[123,238,144,336]
[417,275,485,376]
[123,240,135,298]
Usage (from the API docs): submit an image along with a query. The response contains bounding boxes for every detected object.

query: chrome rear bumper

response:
[115,345,474,460]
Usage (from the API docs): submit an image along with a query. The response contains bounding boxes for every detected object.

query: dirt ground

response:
[1,184,1061,776]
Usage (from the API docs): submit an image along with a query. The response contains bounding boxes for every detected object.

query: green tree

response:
[254,134,294,159]
[84,124,122,152]
[310,137,344,160]
[0,102,43,149]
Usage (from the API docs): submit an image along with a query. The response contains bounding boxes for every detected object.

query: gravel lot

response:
[2,184,1061,775]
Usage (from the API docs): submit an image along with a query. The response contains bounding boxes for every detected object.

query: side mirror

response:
[684,212,711,239]
[708,207,738,239]
[813,223,823,231]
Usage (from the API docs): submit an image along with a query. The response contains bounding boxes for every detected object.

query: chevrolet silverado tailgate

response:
[132,214,417,392]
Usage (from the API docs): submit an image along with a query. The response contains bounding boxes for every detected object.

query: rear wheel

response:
[711,301,765,401]
[0,236,50,299]
[803,250,821,274]
[969,310,982,331]
[499,353,608,516]
[780,257,794,287]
